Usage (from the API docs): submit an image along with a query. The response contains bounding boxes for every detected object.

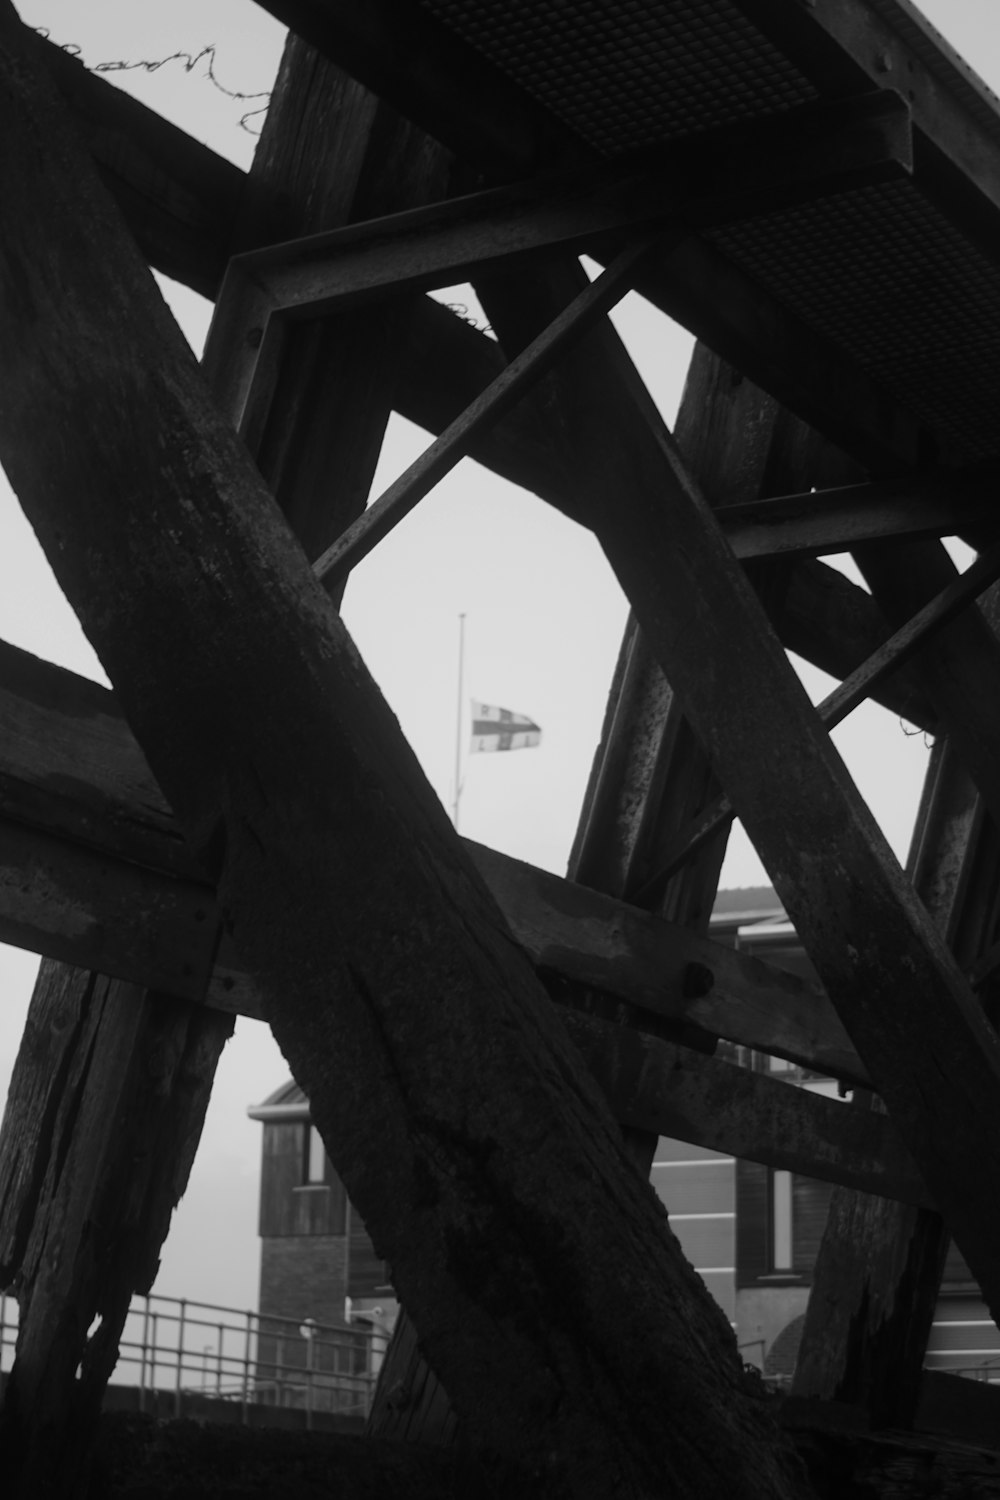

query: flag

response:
[470,700,541,753]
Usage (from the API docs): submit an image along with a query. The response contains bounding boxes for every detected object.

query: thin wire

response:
[34,32,271,134]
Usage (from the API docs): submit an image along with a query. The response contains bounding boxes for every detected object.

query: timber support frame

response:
[3,1,1000,1495]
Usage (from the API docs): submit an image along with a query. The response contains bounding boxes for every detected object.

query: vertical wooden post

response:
[0,19,818,1495]
[0,966,232,1493]
[367,343,790,1440]
[792,709,1000,1423]
[0,32,452,1498]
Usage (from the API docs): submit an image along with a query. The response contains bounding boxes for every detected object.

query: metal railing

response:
[0,1290,386,1426]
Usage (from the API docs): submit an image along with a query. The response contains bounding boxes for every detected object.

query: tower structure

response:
[2,2,1000,1494]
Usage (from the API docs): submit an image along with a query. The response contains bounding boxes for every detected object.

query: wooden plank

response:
[0,813,216,1001]
[562,1013,929,1208]
[0,962,233,1497]
[0,643,863,1080]
[0,19,809,1498]
[469,247,1000,1323]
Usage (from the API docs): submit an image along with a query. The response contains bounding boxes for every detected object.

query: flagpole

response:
[453,612,466,830]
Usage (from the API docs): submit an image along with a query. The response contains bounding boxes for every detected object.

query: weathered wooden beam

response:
[721,469,997,561]
[564,1013,929,1209]
[0,964,233,1497]
[394,304,938,733]
[645,536,1000,886]
[22,46,950,730]
[0,17,807,1497]
[35,56,936,733]
[0,33,456,1500]
[0,635,862,1081]
[779,557,935,732]
[0,812,216,1002]
[793,562,1000,1425]
[472,247,1000,1323]
[33,32,244,298]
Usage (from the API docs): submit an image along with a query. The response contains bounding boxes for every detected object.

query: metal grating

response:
[711,179,1000,463]
[422,0,817,155]
[420,0,1000,466]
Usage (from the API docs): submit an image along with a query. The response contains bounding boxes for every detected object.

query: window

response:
[303,1124,328,1186]
[736,1160,834,1284]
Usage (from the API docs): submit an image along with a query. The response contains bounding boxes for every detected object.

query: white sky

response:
[0,0,991,1313]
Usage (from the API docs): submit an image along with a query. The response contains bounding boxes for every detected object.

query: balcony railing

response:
[0,1289,387,1427]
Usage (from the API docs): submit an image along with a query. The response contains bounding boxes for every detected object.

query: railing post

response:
[242,1309,252,1424]
[138,1296,151,1414]
[150,1311,158,1410]
[305,1323,314,1431]
[175,1299,187,1418]
[216,1323,224,1397]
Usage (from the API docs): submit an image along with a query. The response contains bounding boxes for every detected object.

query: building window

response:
[303,1125,328,1186]
[771,1170,793,1272]
[736,1160,834,1284]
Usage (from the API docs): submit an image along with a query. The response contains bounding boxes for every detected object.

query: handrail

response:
[0,1288,388,1422]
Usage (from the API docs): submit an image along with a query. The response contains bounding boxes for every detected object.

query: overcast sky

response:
[0,0,988,1315]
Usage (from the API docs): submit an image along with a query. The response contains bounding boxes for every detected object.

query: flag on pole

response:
[470,700,541,753]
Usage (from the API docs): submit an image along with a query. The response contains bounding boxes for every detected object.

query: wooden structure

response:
[5,0,1000,1493]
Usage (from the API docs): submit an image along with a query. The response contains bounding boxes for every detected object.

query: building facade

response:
[249,889,1000,1385]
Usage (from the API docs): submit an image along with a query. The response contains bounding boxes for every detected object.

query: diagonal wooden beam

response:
[35,52,938,735]
[33,31,244,297]
[0,31,456,1499]
[642,536,1000,889]
[394,301,937,733]
[473,248,1000,1322]
[0,636,861,1081]
[564,1013,929,1209]
[792,734,991,1426]
[0,19,809,1495]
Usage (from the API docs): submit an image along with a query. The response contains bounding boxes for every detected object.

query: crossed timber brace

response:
[5,5,1000,1498]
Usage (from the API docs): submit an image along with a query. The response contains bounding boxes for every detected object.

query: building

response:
[247,1080,397,1334]
[246,1082,396,1415]
[251,888,1000,1389]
